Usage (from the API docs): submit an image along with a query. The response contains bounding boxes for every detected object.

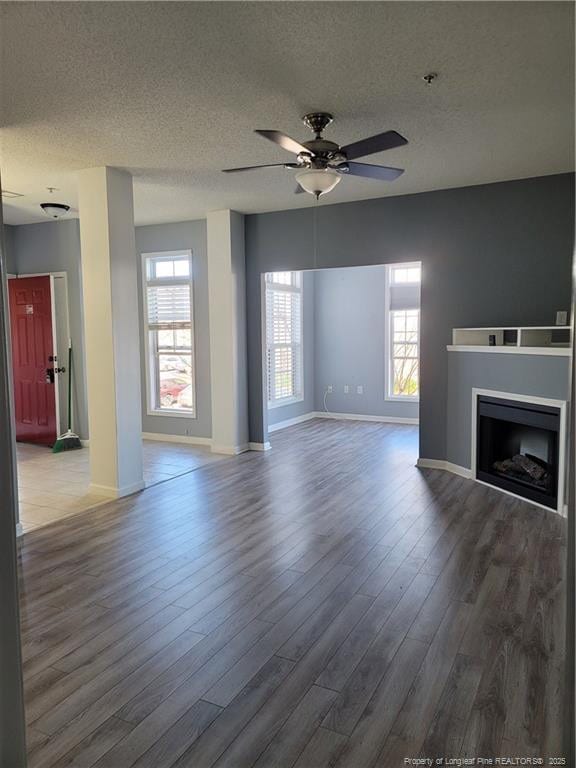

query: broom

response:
[52,341,82,453]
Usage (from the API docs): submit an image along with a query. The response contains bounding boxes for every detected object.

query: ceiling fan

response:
[222,112,407,199]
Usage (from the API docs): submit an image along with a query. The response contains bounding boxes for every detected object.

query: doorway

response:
[8,272,70,445]
[263,263,421,441]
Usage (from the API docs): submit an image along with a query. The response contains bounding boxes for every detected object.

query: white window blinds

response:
[265,272,303,405]
[146,284,191,330]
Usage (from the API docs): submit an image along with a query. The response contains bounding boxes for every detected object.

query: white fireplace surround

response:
[471,387,567,516]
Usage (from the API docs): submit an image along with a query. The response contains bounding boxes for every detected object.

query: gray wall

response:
[245,174,574,460]
[267,270,316,426]
[313,265,419,421]
[135,220,212,439]
[3,225,16,273]
[447,351,571,468]
[9,219,89,440]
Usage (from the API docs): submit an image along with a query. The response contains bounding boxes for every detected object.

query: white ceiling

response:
[0,1,573,226]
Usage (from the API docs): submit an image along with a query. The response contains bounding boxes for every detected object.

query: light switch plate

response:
[556,310,568,326]
[344,385,349,394]
[357,385,363,394]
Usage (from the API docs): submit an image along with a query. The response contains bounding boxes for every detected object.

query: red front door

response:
[8,276,58,445]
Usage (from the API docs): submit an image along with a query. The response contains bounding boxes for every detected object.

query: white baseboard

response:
[416,458,472,479]
[248,442,272,451]
[89,480,146,499]
[142,432,212,447]
[211,443,250,456]
[268,413,317,433]
[80,439,90,447]
[313,411,419,425]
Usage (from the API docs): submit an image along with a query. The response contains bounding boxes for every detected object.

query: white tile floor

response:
[17,438,225,533]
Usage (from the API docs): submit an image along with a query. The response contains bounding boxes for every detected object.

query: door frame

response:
[7,271,71,439]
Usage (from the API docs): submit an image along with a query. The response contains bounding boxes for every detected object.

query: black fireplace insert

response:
[476,395,561,510]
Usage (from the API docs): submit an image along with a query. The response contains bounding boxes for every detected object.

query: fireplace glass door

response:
[476,395,560,510]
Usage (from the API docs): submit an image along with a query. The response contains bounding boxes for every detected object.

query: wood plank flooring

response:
[18,419,567,767]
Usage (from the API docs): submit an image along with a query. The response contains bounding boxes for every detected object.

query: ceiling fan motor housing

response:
[302,112,334,137]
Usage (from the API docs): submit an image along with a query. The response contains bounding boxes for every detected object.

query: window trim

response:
[265,272,304,409]
[141,250,197,419]
[384,261,421,403]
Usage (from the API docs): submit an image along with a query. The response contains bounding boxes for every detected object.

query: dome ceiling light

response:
[40,202,70,219]
[294,168,341,199]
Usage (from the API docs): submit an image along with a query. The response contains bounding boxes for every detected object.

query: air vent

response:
[1,190,24,198]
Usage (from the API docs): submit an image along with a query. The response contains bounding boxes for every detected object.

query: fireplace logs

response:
[493,453,552,489]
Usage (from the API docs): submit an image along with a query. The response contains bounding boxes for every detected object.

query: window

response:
[265,271,303,407]
[391,264,421,284]
[387,262,421,400]
[142,251,195,417]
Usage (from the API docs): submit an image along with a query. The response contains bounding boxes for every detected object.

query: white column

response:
[78,167,144,497]
[207,210,249,454]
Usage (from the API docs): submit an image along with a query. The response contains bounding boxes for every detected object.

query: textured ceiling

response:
[0,1,574,226]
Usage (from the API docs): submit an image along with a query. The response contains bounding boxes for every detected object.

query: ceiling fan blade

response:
[222,163,298,173]
[340,162,404,181]
[255,130,311,155]
[340,130,408,160]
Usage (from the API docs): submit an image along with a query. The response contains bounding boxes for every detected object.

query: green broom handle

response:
[67,342,73,432]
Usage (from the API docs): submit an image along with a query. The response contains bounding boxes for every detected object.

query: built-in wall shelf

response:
[449,326,571,356]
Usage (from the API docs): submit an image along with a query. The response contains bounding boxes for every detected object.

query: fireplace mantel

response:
[447,345,570,356]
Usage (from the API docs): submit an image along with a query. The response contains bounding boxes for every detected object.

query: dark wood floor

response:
[18,420,567,768]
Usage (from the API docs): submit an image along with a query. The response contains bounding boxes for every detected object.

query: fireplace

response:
[474,392,565,512]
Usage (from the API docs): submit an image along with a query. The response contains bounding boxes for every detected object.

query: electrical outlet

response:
[327,385,333,393]
[357,385,363,395]
[344,385,349,394]
[556,310,568,326]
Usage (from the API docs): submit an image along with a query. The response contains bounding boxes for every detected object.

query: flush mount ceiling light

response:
[295,168,341,199]
[40,203,70,219]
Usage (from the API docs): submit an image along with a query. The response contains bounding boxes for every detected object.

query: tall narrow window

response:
[265,271,303,407]
[387,263,421,400]
[142,251,195,416]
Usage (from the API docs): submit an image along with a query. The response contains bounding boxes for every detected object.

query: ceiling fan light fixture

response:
[40,202,70,219]
[295,168,341,199]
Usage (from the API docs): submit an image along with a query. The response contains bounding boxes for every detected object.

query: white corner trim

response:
[268,413,317,433]
[248,442,272,451]
[314,411,419,425]
[142,432,212,447]
[89,480,145,499]
[16,522,24,537]
[211,443,250,456]
[416,458,472,479]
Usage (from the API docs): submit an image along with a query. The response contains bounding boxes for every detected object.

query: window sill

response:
[147,409,197,419]
[268,396,304,410]
[384,396,420,403]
